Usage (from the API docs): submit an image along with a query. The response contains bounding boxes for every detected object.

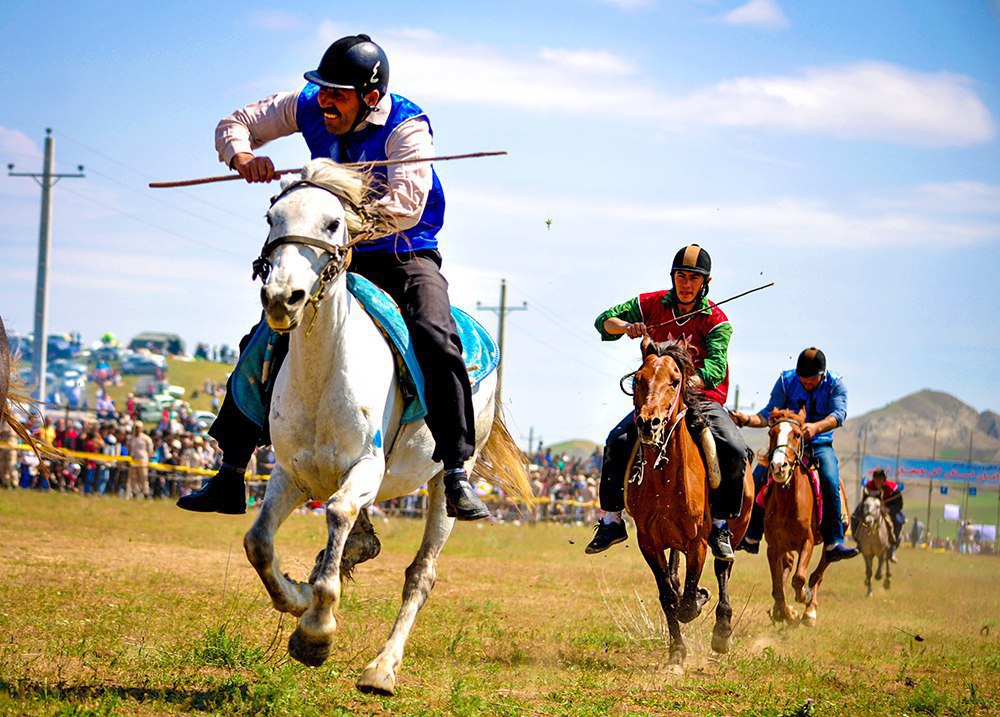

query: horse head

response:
[766,407,806,486]
[255,159,393,333]
[861,492,883,529]
[632,337,695,445]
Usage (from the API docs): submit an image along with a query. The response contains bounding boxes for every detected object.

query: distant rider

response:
[853,467,904,560]
[585,245,750,562]
[731,348,859,562]
[177,34,487,520]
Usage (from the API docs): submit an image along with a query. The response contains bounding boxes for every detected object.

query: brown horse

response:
[627,338,752,664]
[761,408,848,626]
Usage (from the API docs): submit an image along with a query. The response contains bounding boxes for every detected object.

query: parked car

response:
[121,353,168,375]
[190,410,217,430]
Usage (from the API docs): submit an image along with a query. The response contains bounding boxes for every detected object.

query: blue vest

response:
[765,369,847,446]
[296,85,446,254]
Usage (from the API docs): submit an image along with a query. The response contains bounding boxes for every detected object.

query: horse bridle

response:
[252,180,365,334]
[632,366,687,481]
[768,418,806,488]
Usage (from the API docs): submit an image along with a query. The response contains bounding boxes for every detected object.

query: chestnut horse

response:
[761,408,826,626]
[627,338,752,664]
[761,408,851,626]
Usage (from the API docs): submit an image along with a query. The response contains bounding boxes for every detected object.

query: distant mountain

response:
[840,390,1000,464]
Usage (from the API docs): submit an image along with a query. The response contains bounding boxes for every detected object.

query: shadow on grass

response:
[0,674,296,715]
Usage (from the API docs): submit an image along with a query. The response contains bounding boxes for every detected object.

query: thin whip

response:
[149,150,508,188]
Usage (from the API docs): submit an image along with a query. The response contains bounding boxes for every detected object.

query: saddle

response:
[231,273,499,428]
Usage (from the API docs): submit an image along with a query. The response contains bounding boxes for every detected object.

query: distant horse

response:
[856,493,892,596]
[760,408,831,627]
[241,160,533,696]
[626,337,753,664]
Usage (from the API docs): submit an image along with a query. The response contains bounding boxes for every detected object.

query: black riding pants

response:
[210,249,475,469]
[598,401,749,520]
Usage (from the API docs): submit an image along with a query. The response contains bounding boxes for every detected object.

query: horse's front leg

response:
[244,465,310,615]
[638,538,685,666]
[357,472,455,695]
[767,546,795,624]
[865,554,874,597]
[884,550,892,589]
[803,551,830,625]
[289,454,383,668]
[711,558,735,653]
[677,539,709,624]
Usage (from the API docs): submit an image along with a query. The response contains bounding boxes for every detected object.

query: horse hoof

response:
[801,610,817,628]
[667,646,687,666]
[677,601,702,624]
[357,665,396,696]
[711,631,732,654]
[696,587,711,610]
[288,627,331,668]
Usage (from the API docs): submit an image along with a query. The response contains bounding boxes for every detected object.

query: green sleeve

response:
[594,297,643,341]
[698,322,732,388]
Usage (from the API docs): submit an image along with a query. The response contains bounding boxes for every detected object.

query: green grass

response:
[84,356,233,413]
[0,491,997,715]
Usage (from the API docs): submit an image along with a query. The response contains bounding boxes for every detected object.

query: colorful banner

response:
[861,455,1000,485]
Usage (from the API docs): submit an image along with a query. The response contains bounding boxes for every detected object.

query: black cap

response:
[796,347,827,378]
[304,34,389,98]
[671,244,711,277]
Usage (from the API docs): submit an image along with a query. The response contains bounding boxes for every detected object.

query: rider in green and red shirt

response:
[585,245,750,561]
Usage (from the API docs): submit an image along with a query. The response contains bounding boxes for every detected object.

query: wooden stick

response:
[643,282,776,332]
[149,150,508,188]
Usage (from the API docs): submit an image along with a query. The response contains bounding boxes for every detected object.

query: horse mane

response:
[644,340,709,434]
[298,159,399,242]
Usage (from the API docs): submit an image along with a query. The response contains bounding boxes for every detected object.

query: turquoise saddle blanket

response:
[232,273,499,427]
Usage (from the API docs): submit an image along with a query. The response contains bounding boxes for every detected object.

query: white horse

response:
[243,159,533,695]
[855,493,892,596]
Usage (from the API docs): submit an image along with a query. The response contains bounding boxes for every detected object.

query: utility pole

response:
[8,128,84,402]
[476,278,527,403]
[927,426,937,543]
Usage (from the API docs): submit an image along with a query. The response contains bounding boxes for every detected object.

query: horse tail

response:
[473,400,535,512]
[2,351,60,462]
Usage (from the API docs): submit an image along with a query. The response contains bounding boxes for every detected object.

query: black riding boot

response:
[176,465,247,515]
[443,467,490,521]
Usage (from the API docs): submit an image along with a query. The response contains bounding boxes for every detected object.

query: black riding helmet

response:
[796,347,827,378]
[670,244,712,301]
[304,34,389,128]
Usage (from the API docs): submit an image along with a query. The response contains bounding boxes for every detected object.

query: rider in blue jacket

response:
[730,348,859,562]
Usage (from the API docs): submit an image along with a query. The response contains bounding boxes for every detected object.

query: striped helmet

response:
[670,244,712,300]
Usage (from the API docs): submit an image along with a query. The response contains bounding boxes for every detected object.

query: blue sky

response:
[2,0,999,447]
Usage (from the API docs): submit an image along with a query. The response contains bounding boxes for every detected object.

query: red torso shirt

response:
[638,290,730,405]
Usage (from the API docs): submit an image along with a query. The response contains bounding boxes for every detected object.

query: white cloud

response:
[663,62,996,145]
[538,48,635,76]
[719,0,789,29]
[246,10,309,33]
[446,184,1000,248]
[0,126,38,160]
[596,0,657,11]
[380,30,995,146]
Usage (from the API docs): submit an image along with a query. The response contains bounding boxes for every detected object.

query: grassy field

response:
[0,491,997,716]
[84,357,233,413]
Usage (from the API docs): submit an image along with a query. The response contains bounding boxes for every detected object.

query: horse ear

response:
[640,335,653,356]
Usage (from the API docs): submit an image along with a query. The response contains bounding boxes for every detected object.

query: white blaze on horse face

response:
[771,421,792,471]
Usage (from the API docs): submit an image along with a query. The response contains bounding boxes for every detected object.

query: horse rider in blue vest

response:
[177,34,488,521]
[730,348,859,562]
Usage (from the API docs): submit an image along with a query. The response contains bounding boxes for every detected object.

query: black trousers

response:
[598,401,749,520]
[210,249,475,469]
